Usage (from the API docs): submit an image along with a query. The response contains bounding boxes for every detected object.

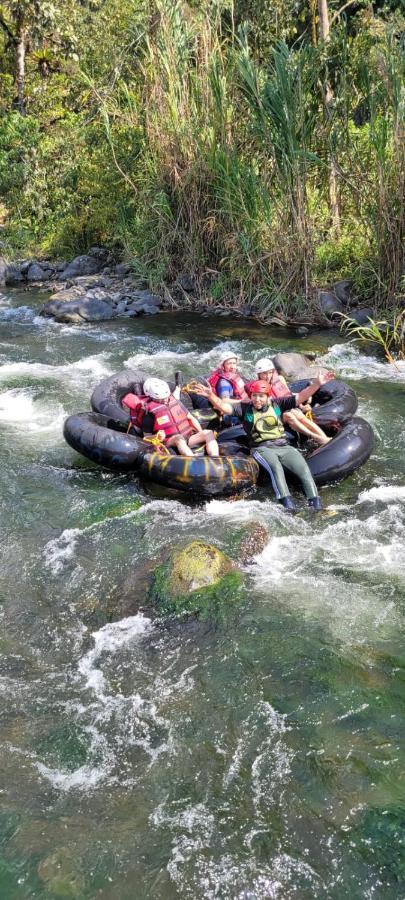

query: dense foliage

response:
[0,0,403,314]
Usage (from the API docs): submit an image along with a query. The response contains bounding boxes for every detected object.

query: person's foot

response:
[317,435,332,446]
[279,495,297,512]
[308,495,322,511]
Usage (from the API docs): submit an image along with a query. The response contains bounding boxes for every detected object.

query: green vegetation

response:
[340,307,405,365]
[0,1,403,315]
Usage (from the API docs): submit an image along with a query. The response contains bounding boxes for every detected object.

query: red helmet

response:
[249,380,271,395]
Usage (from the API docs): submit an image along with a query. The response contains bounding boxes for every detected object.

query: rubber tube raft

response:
[66,368,373,493]
[63,411,259,497]
[289,378,358,427]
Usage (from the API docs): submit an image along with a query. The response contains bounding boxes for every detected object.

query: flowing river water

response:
[0,288,404,898]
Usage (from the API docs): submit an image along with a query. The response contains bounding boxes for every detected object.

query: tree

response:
[0,1,83,114]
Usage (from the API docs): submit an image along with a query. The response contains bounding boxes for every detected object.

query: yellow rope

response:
[143,435,171,455]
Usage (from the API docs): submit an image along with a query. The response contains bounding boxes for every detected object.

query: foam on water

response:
[36,615,156,792]
[78,614,152,696]
[251,499,405,644]
[43,504,147,574]
[43,526,86,574]
[320,342,405,383]
[0,353,112,387]
[0,387,66,434]
[357,484,405,504]
[0,305,36,322]
[124,341,263,379]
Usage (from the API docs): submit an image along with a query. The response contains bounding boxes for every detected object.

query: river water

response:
[0,288,404,898]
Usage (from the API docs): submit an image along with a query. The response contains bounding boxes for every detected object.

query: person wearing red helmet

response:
[192,372,335,510]
[246,357,331,447]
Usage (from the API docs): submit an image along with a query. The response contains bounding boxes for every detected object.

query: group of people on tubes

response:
[122,350,335,512]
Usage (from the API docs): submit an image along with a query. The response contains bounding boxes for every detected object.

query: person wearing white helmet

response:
[207,349,249,404]
[247,358,332,447]
[141,377,219,458]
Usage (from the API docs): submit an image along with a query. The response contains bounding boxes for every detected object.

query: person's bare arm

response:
[190,384,234,416]
[295,372,335,406]
[187,412,203,432]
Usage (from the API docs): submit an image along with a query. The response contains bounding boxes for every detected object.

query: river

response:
[0,288,404,898]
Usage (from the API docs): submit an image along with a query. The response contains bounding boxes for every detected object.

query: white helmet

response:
[219,349,238,365]
[255,357,275,374]
[143,377,171,401]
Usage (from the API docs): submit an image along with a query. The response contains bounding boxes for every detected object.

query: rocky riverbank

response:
[0,248,374,328]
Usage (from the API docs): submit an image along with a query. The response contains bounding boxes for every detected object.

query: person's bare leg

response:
[283,410,331,445]
[188,430,219,457]
[166,435,194,456]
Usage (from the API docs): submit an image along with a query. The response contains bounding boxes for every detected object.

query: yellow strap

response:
[181,381,205,393]
[143,435,171,455]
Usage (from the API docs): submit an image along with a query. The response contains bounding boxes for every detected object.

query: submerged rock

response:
[239,522,269,564]
[149,539,242,618]
[38,847,85,898]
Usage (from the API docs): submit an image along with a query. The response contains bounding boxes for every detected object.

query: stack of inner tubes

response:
[63,369,374,494]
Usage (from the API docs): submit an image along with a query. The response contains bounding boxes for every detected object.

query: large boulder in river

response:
[0,257,6,286]
[5,262,24,284]
[149,540,242,619]
[26,262,52,281]
[77,297,115,321]
[273,352,331,381]
[318,290,344,318]
[333,279,353,305]
[348,307,374,326]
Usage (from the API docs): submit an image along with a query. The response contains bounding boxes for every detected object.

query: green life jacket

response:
[244,403,285,445]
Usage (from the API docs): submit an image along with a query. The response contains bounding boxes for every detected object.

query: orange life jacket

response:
[207,368,246,399]
[144,396,194,441]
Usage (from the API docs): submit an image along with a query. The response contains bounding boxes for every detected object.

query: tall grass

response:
[3,0,402,318]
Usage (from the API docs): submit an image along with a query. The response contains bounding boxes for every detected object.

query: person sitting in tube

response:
[141,377,220,458]
[247,358,332,447]
[192,372,335,511]
[207,350,249,404]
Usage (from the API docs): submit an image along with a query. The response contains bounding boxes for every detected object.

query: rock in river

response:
[149,539,242,619]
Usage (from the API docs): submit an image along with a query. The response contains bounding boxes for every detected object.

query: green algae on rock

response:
[149,540,243,619]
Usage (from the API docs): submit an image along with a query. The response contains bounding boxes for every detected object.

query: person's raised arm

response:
[295,371,335,406]
[190,383,234,416]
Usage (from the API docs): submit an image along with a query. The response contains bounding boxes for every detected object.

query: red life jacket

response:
[269,374,291,399]
[144,395,194,441]
[207,367,246,399]
[122,392,147,429]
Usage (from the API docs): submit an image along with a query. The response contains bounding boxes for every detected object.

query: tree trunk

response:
[16,27,27,115]
[317,0,330,40]
[317,0,340,232]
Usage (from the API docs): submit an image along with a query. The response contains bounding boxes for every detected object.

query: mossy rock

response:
[149,539,243,619]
